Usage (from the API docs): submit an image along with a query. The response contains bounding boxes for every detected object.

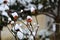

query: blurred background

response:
[0,0,60,40]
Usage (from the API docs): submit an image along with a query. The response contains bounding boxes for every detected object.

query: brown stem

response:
[54,17,60,40]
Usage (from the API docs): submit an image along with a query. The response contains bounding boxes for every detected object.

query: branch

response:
[27,23,33,35]
[57,0,60,16]
[39,12,55,19]
[44,13,55,19]
[35,25,39,36]
[48,9,57,17]
[30,23,34,31]
[41,6,57,17]
[19,20,32,35]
